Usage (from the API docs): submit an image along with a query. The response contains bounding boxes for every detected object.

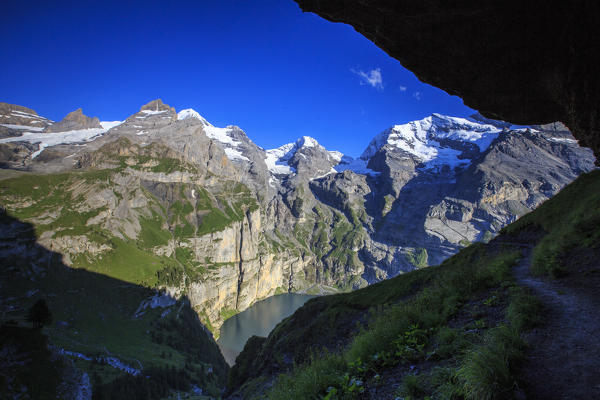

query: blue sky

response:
[1,0,474,156]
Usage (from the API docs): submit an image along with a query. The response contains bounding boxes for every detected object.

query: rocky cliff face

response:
[0,99,594,333]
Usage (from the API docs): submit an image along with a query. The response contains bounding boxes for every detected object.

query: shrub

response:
[27,299,52,329]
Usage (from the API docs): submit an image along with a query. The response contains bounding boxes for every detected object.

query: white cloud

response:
[351,68,383,90]
[399,85,407,92]
[412,91,422,100]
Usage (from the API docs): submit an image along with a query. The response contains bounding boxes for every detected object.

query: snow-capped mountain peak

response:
[359,114,515,171]
[264,136,340,176]
[177,108,211,126]
[296,135,320,149]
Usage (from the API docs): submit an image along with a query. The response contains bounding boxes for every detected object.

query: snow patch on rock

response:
[224,147,250,161]
[0,124,45,131]
[0,127,108,158]
[141,109,167,115]
[265,142,297,175]
[203,125,240,146]
[335,156,380,176]
[100,120,123,130]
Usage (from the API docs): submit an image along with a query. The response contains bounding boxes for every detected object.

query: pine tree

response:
[27,299,52,329]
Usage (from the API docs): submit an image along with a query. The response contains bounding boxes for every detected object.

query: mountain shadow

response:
[0,211,228,399]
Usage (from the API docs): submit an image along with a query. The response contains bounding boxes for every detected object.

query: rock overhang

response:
[294,0,600,160]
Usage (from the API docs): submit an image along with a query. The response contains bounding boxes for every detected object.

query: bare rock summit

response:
[45,108,102,133]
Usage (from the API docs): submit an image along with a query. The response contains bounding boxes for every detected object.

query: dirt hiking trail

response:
[512,248,600,399]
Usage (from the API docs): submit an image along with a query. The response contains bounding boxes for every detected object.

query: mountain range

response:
[0,99,594,335]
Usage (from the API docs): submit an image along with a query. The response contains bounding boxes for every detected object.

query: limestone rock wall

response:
[186,209,316,333]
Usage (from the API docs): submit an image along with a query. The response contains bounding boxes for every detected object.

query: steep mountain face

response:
[0,100,594,337]
[341,114,594,280]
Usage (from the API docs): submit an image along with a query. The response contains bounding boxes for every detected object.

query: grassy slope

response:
[0,170,166,285]
[232,243,535,399]
[0,156,258,286]
[502,169,600,277]
[230,171,600,399]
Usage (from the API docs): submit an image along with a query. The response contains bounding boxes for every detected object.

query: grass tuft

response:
[457,325,525,400]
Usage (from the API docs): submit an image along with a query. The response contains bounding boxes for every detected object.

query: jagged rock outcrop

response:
[0,141,39,168]
[294,0,600,159]
[45,108,101,132]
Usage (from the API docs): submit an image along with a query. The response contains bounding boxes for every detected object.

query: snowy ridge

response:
[203,125,239,146]
[264,135,382,179]
[360,114,511,171]
[0,124,45,131]
[297,135,320,148]
[427,114,502,151]
[176,108,250,162]
[201,123,251,162]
